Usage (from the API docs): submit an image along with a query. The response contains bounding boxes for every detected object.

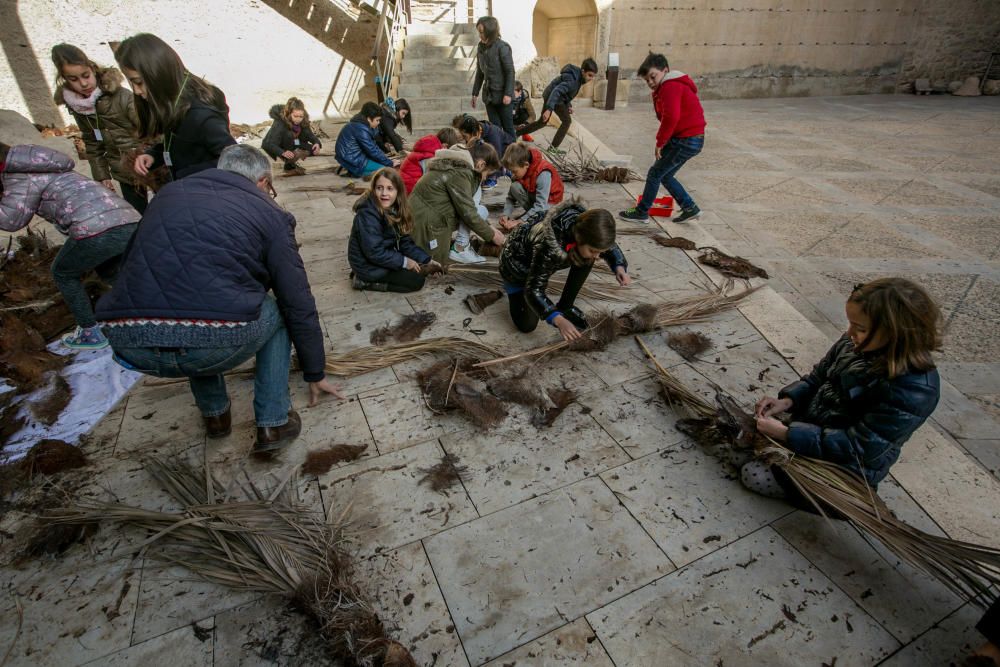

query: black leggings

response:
[383,269,426,293]
[508,263,592,332]
[119,181,148,214]
[518,103,572,148]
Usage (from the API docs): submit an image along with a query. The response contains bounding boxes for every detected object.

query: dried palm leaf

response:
[325,337,497,377]
[667,331,713,361]
[638,342,1000,605]
[44,457,417,666]
[698,247,769,280]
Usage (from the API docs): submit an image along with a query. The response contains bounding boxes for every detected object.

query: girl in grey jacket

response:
[0,143,140,349]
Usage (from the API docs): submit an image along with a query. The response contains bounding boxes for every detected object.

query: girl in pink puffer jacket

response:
[0,143,140,349]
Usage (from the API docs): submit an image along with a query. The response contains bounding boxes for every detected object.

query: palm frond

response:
[325,336,497,377]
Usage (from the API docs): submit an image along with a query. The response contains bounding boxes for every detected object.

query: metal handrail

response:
[371,0,408,103]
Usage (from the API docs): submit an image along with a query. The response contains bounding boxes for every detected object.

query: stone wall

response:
[898,0,1000,90]
[1,0,381,126]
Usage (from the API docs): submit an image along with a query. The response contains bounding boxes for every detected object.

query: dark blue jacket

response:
[780,335,940,488]
[543,64,584,111]
[479,120,513,164]
[95,168,326,381]
[348,196,430,281]
[335,114,392,177]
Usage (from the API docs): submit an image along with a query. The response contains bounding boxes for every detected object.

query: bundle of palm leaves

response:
[43,457,417,666]
[637,338,1000,604]
[475,282,758,369]
[325,337,498,377]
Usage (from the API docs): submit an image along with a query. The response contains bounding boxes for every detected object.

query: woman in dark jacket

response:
[115,33,236,181]
[747,278,943,497]
[262,97,322,174]
[348,168,438,293]
[499,198,630,342]
[471,16,515,137]
[376,98,412,154]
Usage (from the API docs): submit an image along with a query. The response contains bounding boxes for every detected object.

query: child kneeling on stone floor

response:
[348,167,440,293]
[744,277,942,499]
[262,97,323,175]
[498,198,631,343]
[499,141,565,231]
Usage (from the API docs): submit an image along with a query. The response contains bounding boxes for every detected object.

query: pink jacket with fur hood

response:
[0,144,140,240]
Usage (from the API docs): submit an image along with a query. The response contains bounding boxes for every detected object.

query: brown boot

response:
[203,407,232,438]
[254,410,302,453]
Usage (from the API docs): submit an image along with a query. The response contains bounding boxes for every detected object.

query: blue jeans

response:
[114,297,291,427]
[638,135,704,213]
[361,159,386,177]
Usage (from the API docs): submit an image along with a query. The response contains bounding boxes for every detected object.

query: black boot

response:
[352,275,390,292]
[560,306,589,331]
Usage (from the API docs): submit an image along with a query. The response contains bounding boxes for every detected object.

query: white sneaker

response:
[449,244,486,264]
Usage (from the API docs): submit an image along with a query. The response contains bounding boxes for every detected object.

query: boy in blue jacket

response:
[518,58,598,152]
[335,102,400,178]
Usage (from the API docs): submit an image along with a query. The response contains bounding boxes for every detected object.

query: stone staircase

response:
[396,21,479,140]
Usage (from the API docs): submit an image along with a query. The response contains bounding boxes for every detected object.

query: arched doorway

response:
[531,0,598,66]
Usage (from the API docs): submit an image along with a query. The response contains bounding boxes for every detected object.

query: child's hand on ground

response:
[309,379,346,406]
[498,216,517,231]
[554,315,583,343]
[615,267,631,286]
[491,229,506,247]
[755,396,793,418]
[101,179,116,191]
[134,154,154,176]
[755,415,788,441]
[281,150,296,160]
[405,257,422,272]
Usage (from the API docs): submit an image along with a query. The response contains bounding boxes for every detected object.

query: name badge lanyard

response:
[85,114,104,142]
[162,72,191,168]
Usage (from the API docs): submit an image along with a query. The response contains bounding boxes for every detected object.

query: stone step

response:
[398,81,472,97]
[402,44,477,59]
[413,96,475,111]
[404,33,479,47]
[405,22,477,35]
[400,58,476,74]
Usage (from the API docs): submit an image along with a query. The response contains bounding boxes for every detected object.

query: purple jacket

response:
[0,145,140,240]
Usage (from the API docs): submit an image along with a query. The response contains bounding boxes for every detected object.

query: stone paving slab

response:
[587,528,900,667]
[86,622,214,666]
[482,617,614,666]
[424,477,673,665]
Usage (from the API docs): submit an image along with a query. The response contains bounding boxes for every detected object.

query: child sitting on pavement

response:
[348,168,439,293]
[499,141,564,231]
[0,142,140,349]
[262,97,322,175]
[619,52,705,224]
[498,200,630,342]
[745,278,941,500]
[335,102,400,178]
[400,127,462,194]
[516,58,598,153]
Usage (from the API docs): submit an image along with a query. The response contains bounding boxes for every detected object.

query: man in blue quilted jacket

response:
[96,144,343,454]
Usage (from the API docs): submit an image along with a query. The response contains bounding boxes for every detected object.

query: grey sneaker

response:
[673,205,701,223]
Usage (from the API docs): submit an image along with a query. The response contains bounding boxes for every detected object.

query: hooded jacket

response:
[499,197,627,322]
[543,64,585,111]
[472,38,515,105]
[652,71,706,148]
[95,168,326,381]
[348,195,431,282]
[261,104,321,160]
[54,68,143,184]
[400,134,443,194]
[409,146,493,264]
[779,335,941,488]
[377,105,405,153]
[335,113,393,178]
[0,144,140,240]
[145,86,236,180]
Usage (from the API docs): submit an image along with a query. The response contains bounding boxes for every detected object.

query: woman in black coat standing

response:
[471,16,515,137]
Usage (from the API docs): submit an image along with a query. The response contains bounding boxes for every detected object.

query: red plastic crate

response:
[636,195,674,216]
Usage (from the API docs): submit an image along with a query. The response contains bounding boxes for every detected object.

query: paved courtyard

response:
[1,95,999,666]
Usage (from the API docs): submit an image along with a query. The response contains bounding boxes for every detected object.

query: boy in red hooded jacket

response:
[619,53,705,223]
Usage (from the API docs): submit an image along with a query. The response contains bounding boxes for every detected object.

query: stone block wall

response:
[1,0,381,126]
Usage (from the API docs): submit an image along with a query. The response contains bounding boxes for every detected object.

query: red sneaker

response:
[521,134,534,142]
